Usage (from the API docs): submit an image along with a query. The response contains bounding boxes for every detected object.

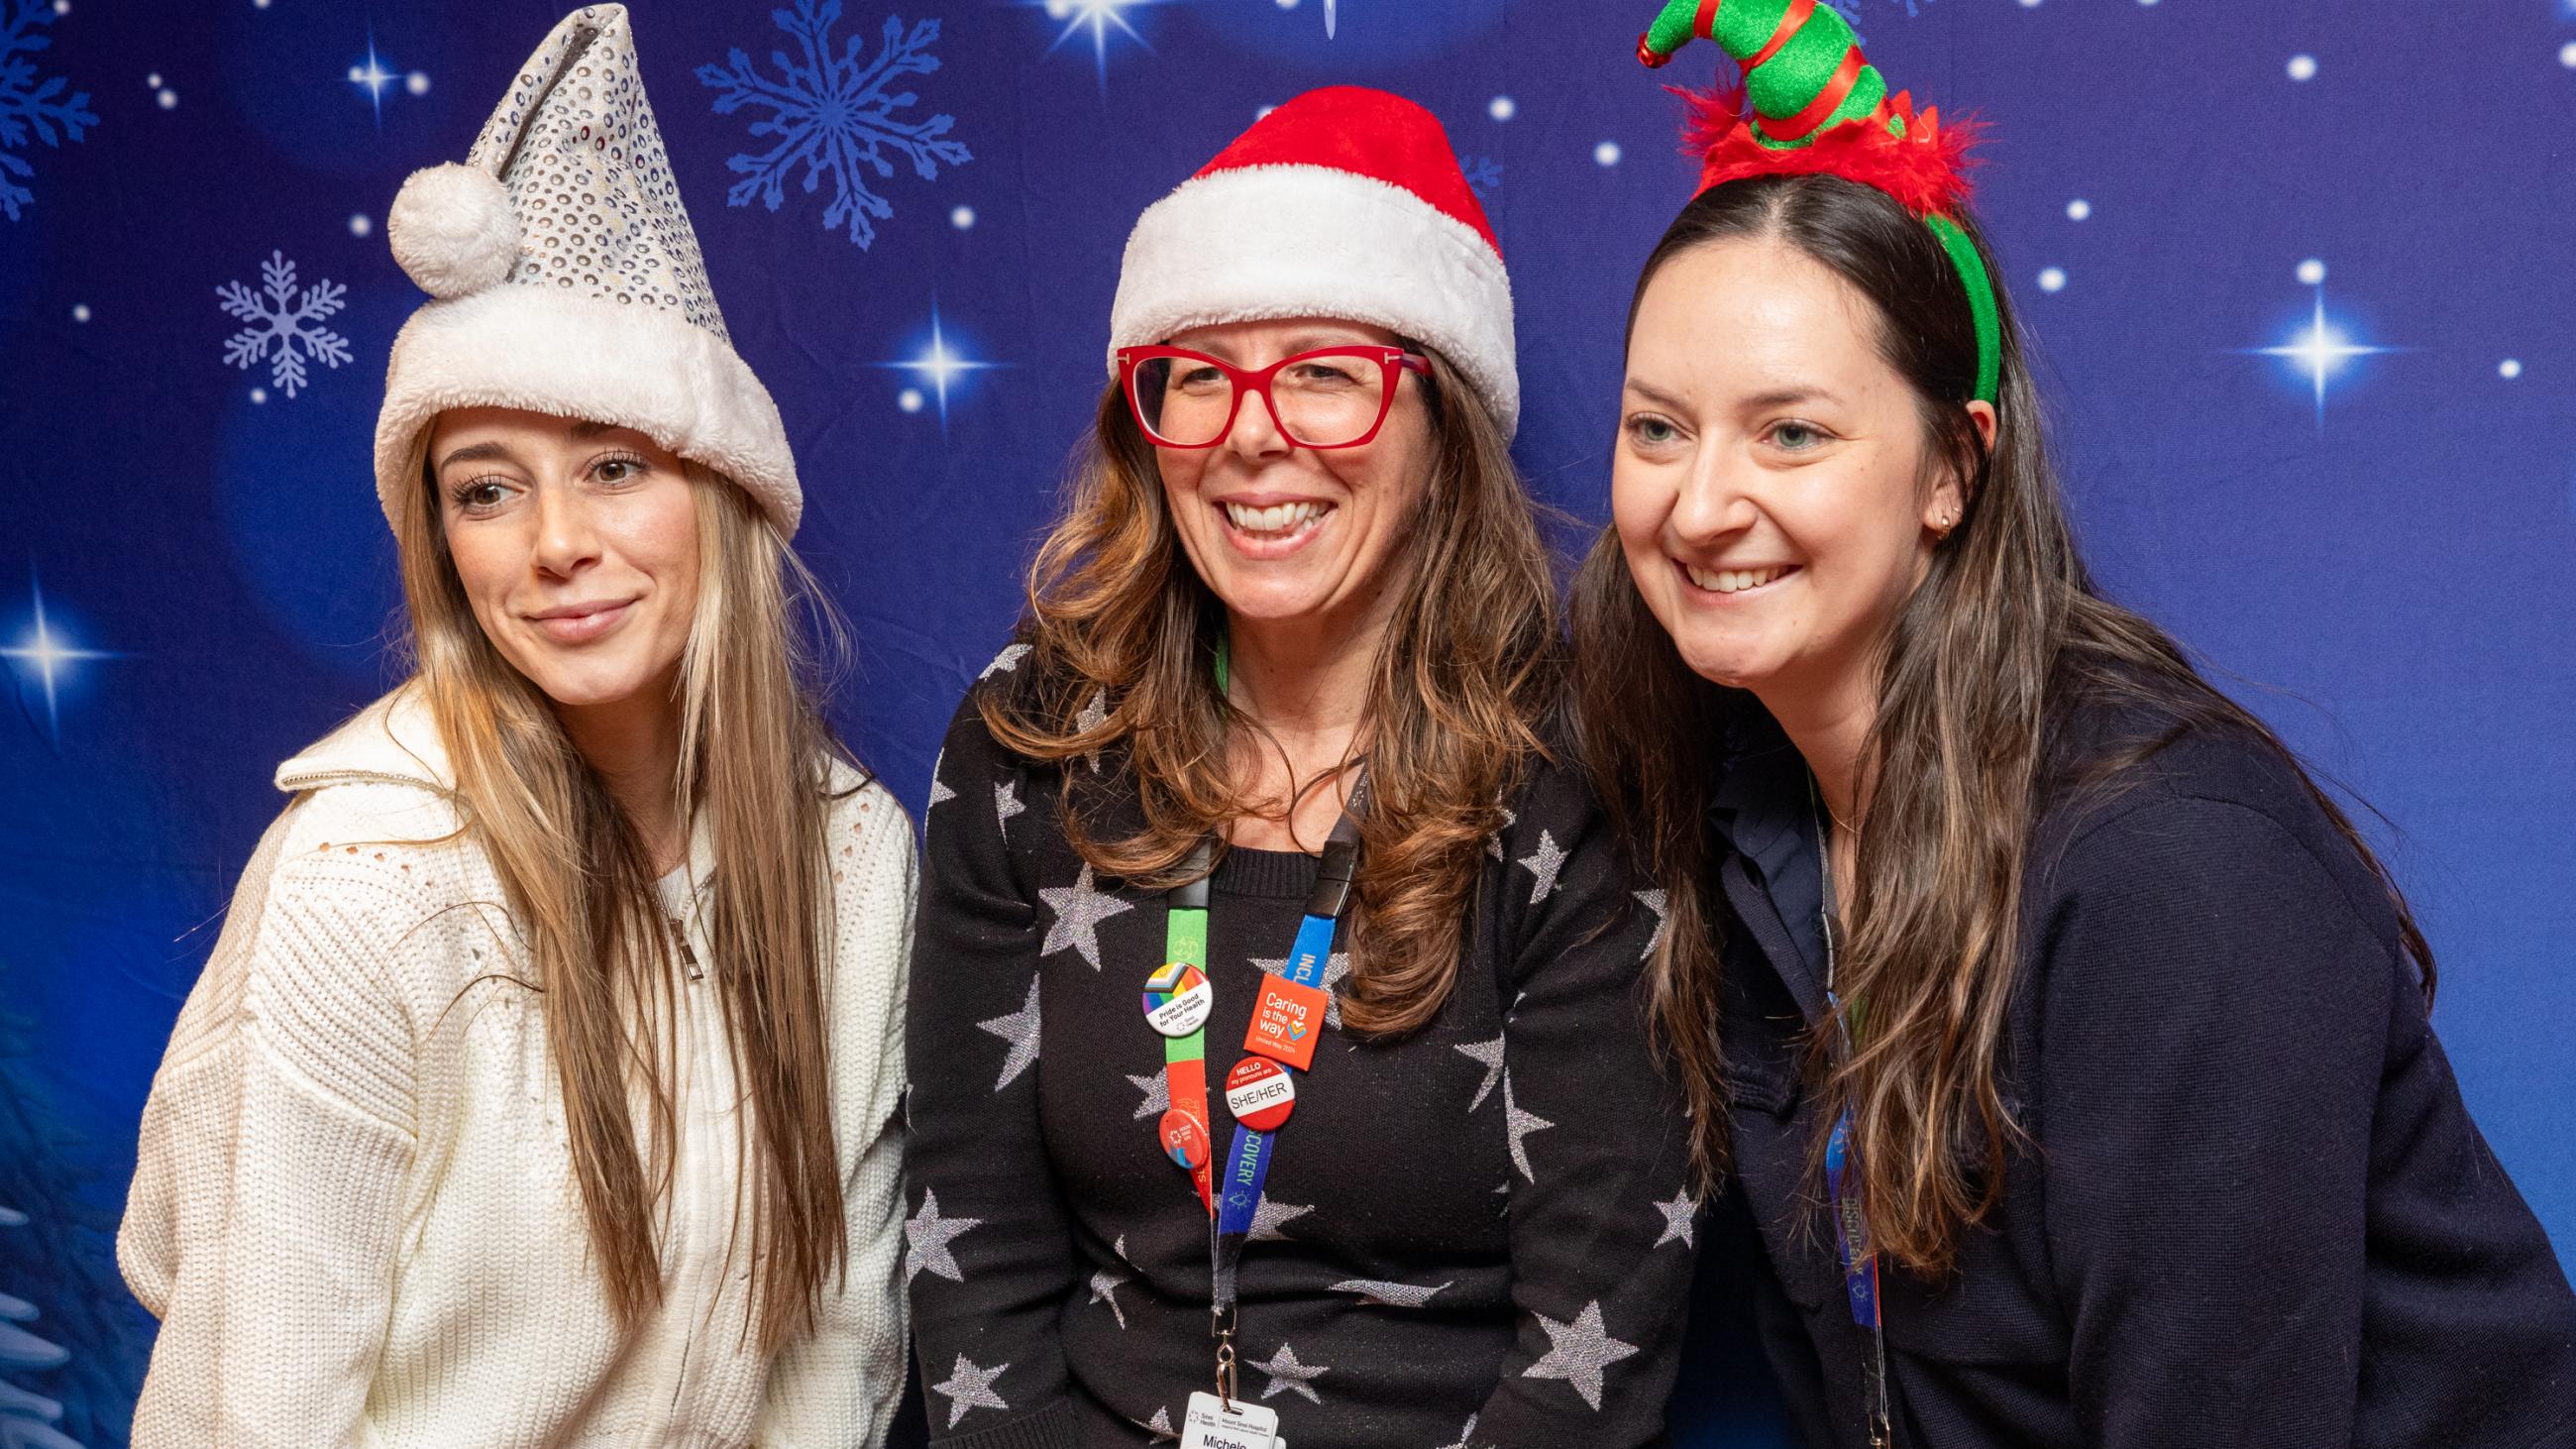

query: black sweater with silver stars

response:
[903,666,1694,1449]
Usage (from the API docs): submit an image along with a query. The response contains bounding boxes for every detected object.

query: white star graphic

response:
[1502,1071,1555,1182]
[2235,266,2402,432]
[1,576,116,740]
[980,642,1032,680]
[1652,1190,1698,1250]
[1253,948,1350,1028]
[1634,887,1670,961]
[995,778,1025,831]
[1250,1342,1331,1404]
[1515,829,1567,904]
[1089,1246,1130,1329]
[1330,1277,1453,1308]
[1075,688,1109,771]
[1141,1405,1177,1441]
[926,747,956,809]
[1249,1194,1313,1242]
[1453,1034,1505,1111]
[931,1353,1012,1427]
[878,302,1003,430]
[1039,862,1134,969]
[1127,1070,1167,1120]
[1435,1414,1480,1449]
[1485,806,1519,860]
[977,975,1043,1090]
[904,1188,984,1283]
[1520,1300,1639,1411]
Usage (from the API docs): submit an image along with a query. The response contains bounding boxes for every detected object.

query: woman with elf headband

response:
[904,87,1693,1449]
[118,10,910,1445]
[1575,6,2576,1447]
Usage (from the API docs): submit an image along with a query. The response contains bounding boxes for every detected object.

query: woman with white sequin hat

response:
[118,9,911,1445]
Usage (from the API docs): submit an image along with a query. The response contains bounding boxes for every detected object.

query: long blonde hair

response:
[984,354,1559,1036]
[391,433,857,1352]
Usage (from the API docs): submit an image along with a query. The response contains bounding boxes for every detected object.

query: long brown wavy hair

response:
[392,434,858,1353]
[1573,175,2434,1276]
[986,349,1557,1036]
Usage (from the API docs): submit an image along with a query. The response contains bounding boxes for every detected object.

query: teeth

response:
[1684,564,1788,595]
[1224,501,1327,534]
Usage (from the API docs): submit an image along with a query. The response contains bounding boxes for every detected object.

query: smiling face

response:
[1614,237,1989,707]
[1149,316,1437,640]
[428,406,701,718]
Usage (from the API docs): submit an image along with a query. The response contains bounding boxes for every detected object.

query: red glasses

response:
[1117,345,1432,449]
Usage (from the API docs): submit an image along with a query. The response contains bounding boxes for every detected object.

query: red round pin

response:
[1224,1057,1297,1132]
[1158,1108,1211,1170]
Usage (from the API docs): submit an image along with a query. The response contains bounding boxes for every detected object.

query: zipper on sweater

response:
[660,906,730,1435]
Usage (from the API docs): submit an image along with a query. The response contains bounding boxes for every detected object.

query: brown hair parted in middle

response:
[1573,172,2434,1278]
[984,345,1560,1037]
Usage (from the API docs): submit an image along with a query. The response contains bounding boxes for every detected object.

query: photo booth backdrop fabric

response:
[2,0,2571,1442]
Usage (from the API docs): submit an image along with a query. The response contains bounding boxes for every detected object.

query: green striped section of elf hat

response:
[1639,0,1896,148]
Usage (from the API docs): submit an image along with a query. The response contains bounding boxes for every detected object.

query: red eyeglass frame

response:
[1115,345,1433,450]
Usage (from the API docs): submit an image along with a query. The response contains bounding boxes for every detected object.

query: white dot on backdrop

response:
[2561,42,2576,69]
[2297,258,2326,285]
[70,303,89,323]
[2287,55,2317,82]
[1256,105,1277,121]
[2019,0,2040,8]
[250,388,268,404]
[2038,267,2068,293]
[157,88,177,109]
[950,205,976,230]
[255,0,270,8]
[2500,359,2523,380]
[406,71,430,95]
[1594,141,1623,167]
[1043,0,1071,17]
[2067,198,2092,221]
[1489,95,1517,122]
[1275,0,1298,9]
[899,389,925,414]
[53,0,68,14]
[146,72,161,87]
[349,213,372,237]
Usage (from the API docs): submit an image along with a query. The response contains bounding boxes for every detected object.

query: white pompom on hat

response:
[374,5,803,535]
[1108,87,1519,437]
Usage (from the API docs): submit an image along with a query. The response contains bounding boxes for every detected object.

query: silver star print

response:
[1515,829,1567,904]
[995,778,1025,832]
[1521,1300,1639,1411]
[1127,1071,1167,1120]
[1075,688,1109,771]
[905,1189,984,1284]
[1653,1190,1698,1250]
[1090,1237,1131,1328]
[1436,1415,1480,1449]
[1038,862,1134,970]
[980,642,1031,680]
[1634,887,1670,960]
[977,976,1042,1090]
[1250,1342,1331,1404]
[1453,1034,1505,1111]
[1503,1071,1555,1181]
[1249,1194,1313,1242]
[1254,948,1351,1028]
[1331,1278,1453,1308]
[1485,806,1519,860]
[1141,1406,1177,1442]
[926,747,956,809]
[931,1353,1012,1427]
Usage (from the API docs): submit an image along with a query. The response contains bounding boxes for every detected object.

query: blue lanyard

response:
[1812,777,1894,1448]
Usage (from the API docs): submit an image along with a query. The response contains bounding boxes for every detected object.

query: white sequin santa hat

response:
[1108,86,1520,437]
[375,5,802,534]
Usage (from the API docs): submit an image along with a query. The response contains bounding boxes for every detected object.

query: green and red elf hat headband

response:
[1637,0,2001,403]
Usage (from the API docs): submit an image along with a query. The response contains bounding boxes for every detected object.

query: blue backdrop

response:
[3,1,2571,1443]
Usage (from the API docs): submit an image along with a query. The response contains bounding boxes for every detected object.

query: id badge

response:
[1180,1391,1281,1449]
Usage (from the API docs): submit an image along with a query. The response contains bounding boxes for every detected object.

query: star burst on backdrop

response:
[1026,0,1174,91]
[875,303,1003,430]
[2239,260,2400,432]
[1,575,117,740]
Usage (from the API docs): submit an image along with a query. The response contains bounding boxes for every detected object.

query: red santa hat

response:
[1108,86,1520,437]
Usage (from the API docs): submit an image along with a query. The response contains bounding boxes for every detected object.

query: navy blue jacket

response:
[1708,706,2576,1449]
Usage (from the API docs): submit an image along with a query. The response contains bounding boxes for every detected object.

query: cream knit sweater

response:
[118,687,912,1447]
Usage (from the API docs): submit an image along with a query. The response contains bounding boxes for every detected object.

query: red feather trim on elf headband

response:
[1674,83,1982,219]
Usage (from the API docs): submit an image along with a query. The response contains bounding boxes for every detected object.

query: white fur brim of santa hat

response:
[1107,89,1519,438]
[374,283,799,533]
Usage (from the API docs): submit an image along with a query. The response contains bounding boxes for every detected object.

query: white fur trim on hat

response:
[1108,164,1519,437]
[386,164,521,300]
[375,285,802,534]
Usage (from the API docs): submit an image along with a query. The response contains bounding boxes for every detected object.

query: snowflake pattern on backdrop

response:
[1457,154,1503,199]
[0,0,98,223]
[216,252,352,399]
[698,2,970,251]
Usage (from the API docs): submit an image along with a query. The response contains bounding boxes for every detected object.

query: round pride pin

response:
[1140,962,1213,1038]
[1225,1057,1297,1131]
